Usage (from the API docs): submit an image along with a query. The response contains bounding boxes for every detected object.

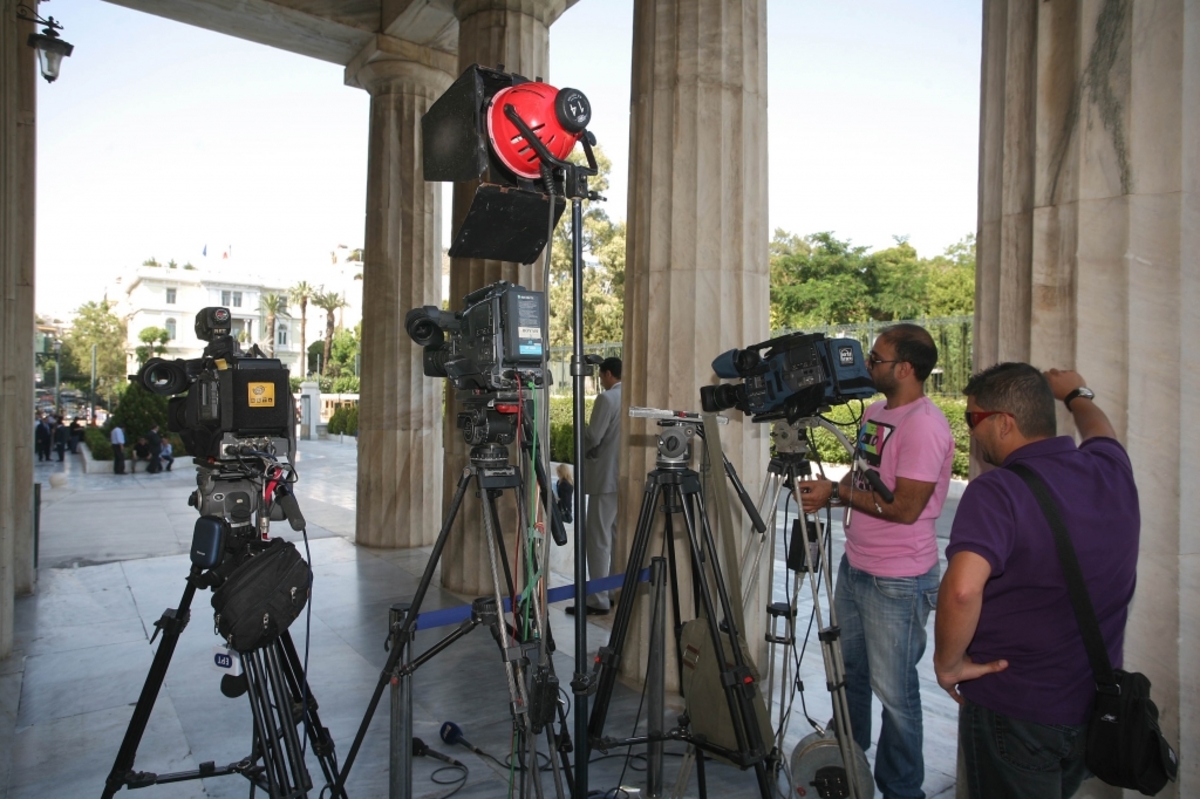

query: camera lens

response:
[140,358,191,396]
[422,347,451,378]
[700,383,743,414]
[405,309,444,348]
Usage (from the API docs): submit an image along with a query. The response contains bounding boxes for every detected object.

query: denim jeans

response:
[959,699,1088,798]
[835,555,940,799]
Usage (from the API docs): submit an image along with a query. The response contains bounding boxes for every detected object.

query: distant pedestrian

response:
[131,437,151,473]
[159,439,175,472]
[145,425,163,474]
[34,414,52,462]
[111,424,126,474]
[69,418,84,454]
[555,463,574,524]
[53,417,69,462]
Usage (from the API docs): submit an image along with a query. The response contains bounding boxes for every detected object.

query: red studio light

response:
[486,82,591,180]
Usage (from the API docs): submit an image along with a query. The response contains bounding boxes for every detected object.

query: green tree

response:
[924,234,976,317]
[59,300,128,407]
[546,146,626,348]
[134,327,170,366]
[312,290,348,375]
[259,291,289,358]
[770,231,876,329]
[866,237,928,321]
[288,281,316,376]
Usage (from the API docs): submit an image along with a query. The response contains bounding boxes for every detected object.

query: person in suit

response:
[555,462,574,524]
[145,424,163,474]
[34,413,52,462]
[570,357,623,616]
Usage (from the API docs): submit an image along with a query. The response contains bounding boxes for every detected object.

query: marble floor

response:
[3,437,975,799]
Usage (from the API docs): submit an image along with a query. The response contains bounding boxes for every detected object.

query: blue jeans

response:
[959,699,1088,798]
[835,555,939,799]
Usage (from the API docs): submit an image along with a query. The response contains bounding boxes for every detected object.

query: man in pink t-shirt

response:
[800,323,954,799]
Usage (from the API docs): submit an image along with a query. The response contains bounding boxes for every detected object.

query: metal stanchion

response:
[389,603,415,799]
[646,558,667,799]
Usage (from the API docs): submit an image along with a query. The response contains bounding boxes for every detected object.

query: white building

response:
[109,264,303,376]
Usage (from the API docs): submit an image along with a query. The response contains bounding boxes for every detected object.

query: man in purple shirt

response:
[934,363,1138,798]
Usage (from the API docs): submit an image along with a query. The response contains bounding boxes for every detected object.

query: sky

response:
[34,0,981,320]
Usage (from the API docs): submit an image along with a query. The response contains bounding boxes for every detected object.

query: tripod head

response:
[629,406,729,470]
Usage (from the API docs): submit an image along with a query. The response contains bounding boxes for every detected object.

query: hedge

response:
[84,427,113,460]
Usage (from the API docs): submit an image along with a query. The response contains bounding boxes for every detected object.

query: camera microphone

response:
[412,737,464,768]
[440,720,488,759]
[862,468,895,504]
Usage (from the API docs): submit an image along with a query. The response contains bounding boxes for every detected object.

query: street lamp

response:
[15,2,74,83]
[51,338,61,415]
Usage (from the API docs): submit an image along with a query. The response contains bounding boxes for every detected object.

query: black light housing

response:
[422,65,574,264]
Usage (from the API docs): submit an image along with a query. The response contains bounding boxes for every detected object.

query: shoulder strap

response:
[1005,462,1118,689]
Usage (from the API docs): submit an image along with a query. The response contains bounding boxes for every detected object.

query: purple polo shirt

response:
[946,436,1139,725]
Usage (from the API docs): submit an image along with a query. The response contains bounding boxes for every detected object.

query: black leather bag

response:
[211,538,311,652]
[1009,464,1178,795]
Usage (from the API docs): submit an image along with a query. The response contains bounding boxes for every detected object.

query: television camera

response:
[700,331,875,423]
[406,280,548,447]
[134,307,294,463]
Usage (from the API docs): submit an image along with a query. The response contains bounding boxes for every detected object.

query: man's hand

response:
[934,654,1009,705]
[1044,368,1086,401]
[798,479,835,513]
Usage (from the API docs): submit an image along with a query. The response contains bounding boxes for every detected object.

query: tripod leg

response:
[586,477,663,742]
[102,577,199,799]
[679,488,773,799]
[332,467,476,796]
[243,648,287,796]
[276,632,344,796]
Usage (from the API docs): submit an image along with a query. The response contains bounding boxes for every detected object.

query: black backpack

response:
[211,538,311,652]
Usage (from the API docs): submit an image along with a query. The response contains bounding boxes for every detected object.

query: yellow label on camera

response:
[247,382,276,407]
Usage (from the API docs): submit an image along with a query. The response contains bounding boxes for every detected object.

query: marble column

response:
[346,37,454,549]
[619,0,771,689]
[0,0,38,658]
[976,1,1198,794]
[439,0,566,595]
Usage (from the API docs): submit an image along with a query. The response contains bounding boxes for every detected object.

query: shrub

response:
[548,396,594,464]
[327,405,359,436]
[84,427,113,460]
[108,382,168,441]
[289,376,302,393]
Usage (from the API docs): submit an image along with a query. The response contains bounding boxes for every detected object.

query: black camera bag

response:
[211,538,311,652]
[1009,464,1178,795]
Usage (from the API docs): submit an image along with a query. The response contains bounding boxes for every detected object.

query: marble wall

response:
[976,1,1197,794]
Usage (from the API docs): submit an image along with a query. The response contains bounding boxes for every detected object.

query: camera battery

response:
[502,287,546,366]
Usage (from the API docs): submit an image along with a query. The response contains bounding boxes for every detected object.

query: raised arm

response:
[1043,368,1117,442]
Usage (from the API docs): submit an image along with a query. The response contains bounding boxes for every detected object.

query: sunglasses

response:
[964,410,1007,430]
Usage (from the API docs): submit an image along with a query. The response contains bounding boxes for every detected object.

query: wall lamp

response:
[16,2,74,83]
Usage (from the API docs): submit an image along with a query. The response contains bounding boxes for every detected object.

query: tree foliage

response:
[769,231,976,329]
[546,146,626,348]
[288,281,316,376]
[259,292,289,358]
[109,381,168,440]
[60,300,128,403]
[312,290,348,374]
[135,326,169,367]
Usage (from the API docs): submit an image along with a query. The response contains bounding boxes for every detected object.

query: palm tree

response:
[259,292,289,358]
[312,290,348,376]
[288,281,316,374]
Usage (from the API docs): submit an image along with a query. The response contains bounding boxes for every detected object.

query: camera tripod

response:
[333,405,573,799]
[741,418,871,799]
[585,417,775,799]
[102,461,342,799]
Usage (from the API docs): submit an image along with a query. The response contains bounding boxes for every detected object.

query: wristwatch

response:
[830,481,841,504]
[1063,387,1095,410]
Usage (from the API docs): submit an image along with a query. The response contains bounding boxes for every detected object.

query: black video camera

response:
[700,332,875,422]
[135,307,295,462]
[406,280,548,397]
